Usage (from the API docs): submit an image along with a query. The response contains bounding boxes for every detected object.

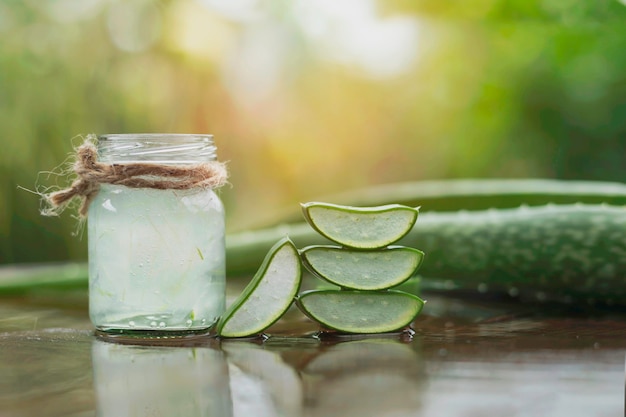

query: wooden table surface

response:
[0,289,624,417]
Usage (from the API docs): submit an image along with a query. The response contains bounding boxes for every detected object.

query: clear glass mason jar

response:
[88,134,226,337]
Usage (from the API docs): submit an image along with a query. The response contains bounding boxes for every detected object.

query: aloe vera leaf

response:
[226,223,319,278]
[229,204,626,305]
[300,245,424,290]
[244,179,626,228]
[296,289,425,334]
[0,262,88,294]
[399,204,626,303]
[301,202,419,249]
[217,237,302,338]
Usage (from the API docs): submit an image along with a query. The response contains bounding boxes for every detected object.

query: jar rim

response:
[98,133,214,141]
[96,133,217,164]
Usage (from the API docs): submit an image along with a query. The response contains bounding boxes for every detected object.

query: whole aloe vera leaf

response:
[0,263,88,294]
[244,179,626,228]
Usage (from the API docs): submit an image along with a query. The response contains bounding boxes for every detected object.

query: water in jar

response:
[88,184,225,333]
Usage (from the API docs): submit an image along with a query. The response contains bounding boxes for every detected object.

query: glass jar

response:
[88,134,226,337]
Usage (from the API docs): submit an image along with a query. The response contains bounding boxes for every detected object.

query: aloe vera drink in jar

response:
[87,134,226,336]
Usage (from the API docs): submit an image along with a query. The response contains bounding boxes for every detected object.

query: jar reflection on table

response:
[91,340,232,417]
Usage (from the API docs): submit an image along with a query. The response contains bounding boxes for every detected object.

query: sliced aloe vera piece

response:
[296,290,424,334]
[217,237,302,338]
[300,245,424,290]
[301,202,419,249]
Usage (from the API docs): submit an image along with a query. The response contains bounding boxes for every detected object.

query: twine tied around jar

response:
[43,135,229,217]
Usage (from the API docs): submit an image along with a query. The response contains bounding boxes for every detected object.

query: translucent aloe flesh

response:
[300,245,424,290]
[296,290,425,334]
[217,237,302,338]
[301,202,419,249]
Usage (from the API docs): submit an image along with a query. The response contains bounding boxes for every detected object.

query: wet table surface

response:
[1,288,625,417]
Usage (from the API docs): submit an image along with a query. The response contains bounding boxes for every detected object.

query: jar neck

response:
[97,134,217,164]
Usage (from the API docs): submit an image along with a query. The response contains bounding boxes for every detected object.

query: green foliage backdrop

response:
[2,0,626,264]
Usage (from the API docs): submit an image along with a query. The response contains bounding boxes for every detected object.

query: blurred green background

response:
[2,0,626,265]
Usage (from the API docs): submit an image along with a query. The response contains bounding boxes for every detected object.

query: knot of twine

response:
[45,140,228,217]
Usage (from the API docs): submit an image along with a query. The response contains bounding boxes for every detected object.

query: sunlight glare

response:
[166,1,235,63]
[222,24,290,107]
[196,0,265,22]
[294,0,420,78]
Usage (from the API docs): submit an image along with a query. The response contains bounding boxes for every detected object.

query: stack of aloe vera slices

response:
[296,202,425,334]
[216,202,426,338]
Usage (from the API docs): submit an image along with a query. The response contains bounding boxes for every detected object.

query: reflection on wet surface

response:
[0,291,625,417]
[92,340,232,417]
